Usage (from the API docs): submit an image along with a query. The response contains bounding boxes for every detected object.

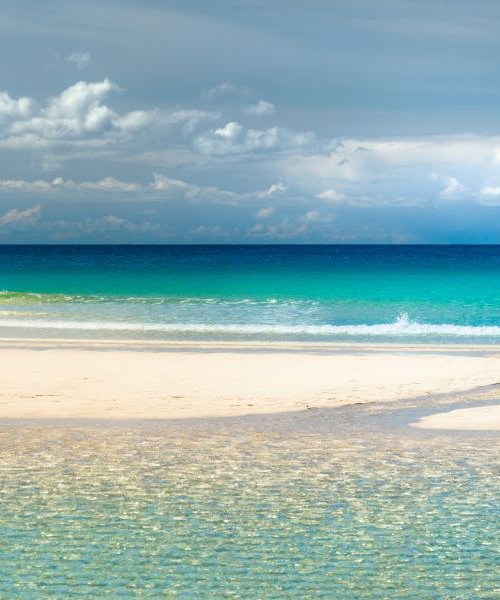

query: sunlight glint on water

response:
[0,424,498,598]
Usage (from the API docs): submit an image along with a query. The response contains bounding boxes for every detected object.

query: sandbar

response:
[411,404,500,430]
[1,338,499,420]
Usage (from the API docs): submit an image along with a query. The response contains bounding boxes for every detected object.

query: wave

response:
[0,290,290,306]
[0,314,499,337]
[0,310,48,317]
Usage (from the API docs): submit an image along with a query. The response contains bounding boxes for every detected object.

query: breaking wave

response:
[0,313,499,338]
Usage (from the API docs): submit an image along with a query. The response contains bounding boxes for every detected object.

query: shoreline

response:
[1,337,499,424]
[2,335,500,353]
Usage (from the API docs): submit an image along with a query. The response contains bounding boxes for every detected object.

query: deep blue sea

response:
[1,245,500,343]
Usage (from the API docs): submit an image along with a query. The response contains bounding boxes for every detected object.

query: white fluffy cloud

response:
[315,189,342,202]
[11,79,119,140]
[6,80,500,243]
[0,92,34,121]
[6,79,161,144]
[283,135,500,206]
[266,182,287,195]
[195,121,319,156]
[0,80,214,151]
[242,100,275,116]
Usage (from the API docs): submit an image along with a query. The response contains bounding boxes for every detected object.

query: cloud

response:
[51,215,162,240]
[68,51,91,70]
[10,79,123,141]
[0,179,53,192]
[151,173,238,203]
[201,82,253,101]
[0,174,240,205]
[439,176,467,200]
[7,76,500,243]
[255,207,274,218]
[94,214,159,233]
[0,176,142,194]
[0,174,293,225]
[190,224,225,238]
[0,92,34,121]
[242,100,275,116]
[115,109,157,133]
[266,182,287,195]
[480,186,500,196]
[162,109,216,134]
[0,204,41,226]
[0,80,214,151]
[283,135,500,207]
[254,182,287,199]
[194,121,319,156]
[315,189,342,202]
[8,132,500,216]
[478,186,500,205]
[303,210,321,222]
[79,177,143,192]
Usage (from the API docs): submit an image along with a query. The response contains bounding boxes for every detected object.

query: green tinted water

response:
[3,246,500,342]
[1,401,498,598]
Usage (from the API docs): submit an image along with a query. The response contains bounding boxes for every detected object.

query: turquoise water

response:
[1,245,500,342]
[0,389,499,598]
[1,246,499,597]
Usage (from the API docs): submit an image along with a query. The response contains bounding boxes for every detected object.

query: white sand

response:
[411,405,500,430]
[1,338,499,420]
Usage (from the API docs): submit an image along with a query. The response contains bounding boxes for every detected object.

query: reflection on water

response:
[0,395,499,598]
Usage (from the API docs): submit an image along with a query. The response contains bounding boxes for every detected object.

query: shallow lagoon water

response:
[1,388,498,598]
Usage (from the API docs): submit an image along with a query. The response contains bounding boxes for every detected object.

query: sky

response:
[2,0,500,243]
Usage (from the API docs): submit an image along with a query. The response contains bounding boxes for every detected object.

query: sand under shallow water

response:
[0,383,499,598]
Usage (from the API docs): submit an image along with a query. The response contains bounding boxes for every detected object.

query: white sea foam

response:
[0,290,303,307]
[0,313,499,337]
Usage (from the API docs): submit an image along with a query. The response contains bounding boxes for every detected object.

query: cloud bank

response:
[1,70,500,242]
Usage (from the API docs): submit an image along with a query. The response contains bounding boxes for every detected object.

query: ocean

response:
[1,244,500,343]
[1,245,499,597]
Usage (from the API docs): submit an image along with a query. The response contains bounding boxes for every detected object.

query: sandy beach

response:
[1,337,499,423]
[411,404,500,430]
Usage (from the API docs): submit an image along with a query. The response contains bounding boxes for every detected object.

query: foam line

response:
[0,314,499,337]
